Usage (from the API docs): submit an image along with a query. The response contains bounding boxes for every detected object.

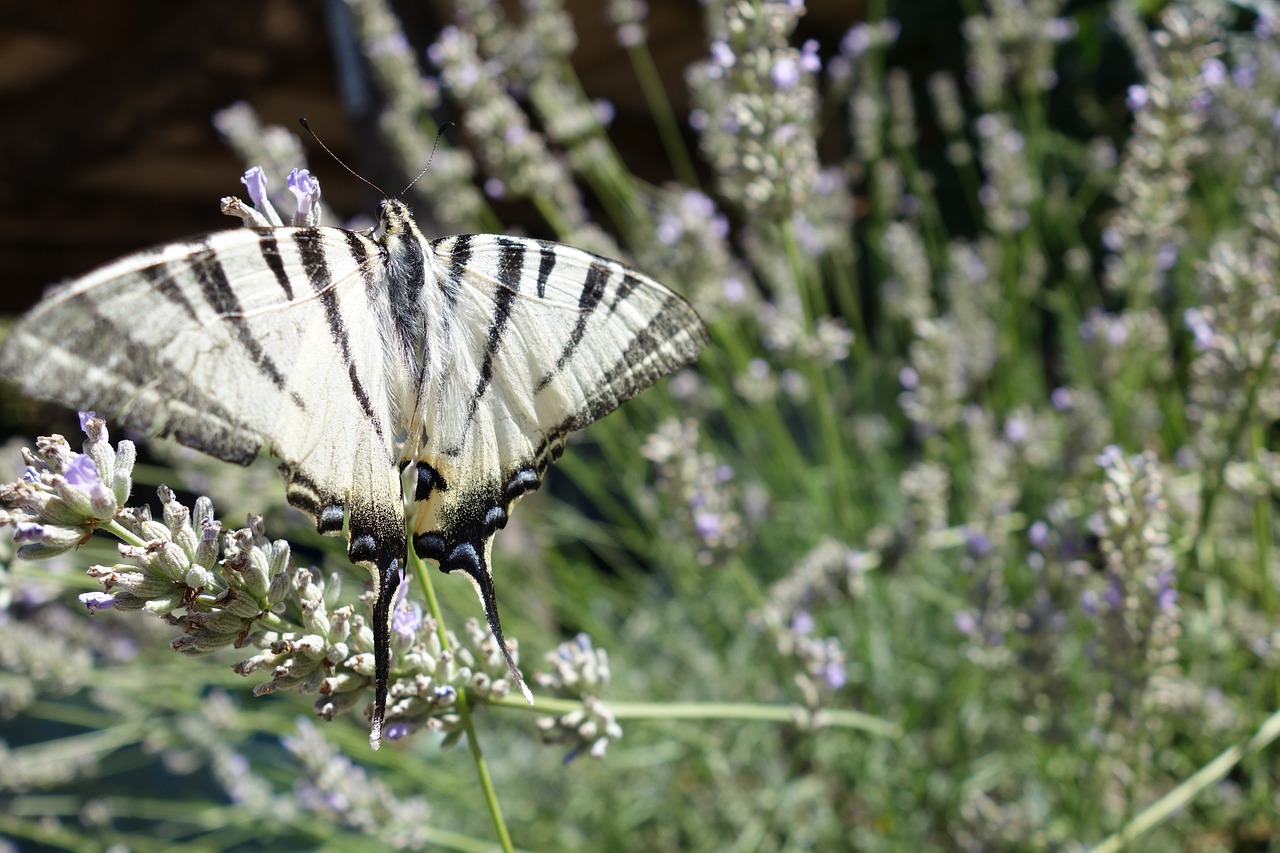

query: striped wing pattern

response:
[0,199,706,747]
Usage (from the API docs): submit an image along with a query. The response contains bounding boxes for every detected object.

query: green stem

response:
[409,547,515,853]
[490,695,901,739]
[625,42,700,188]
[101,518,147,548]
[1091,706,1280,853]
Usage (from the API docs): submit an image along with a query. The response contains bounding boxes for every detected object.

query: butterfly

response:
[0,168,707,747]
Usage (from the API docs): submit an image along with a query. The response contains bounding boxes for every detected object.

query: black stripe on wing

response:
[293,229,387,443]
[532,258,610,394]
[465,237,524,423]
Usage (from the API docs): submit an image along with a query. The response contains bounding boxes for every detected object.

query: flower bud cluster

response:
[535,634,622,759]
[0,413,133,560]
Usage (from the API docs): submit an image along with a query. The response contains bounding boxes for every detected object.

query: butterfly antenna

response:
[398,122,455,197]
[298,117,388,198]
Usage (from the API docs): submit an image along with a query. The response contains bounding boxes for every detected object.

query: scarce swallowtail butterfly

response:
[0,167,707,747]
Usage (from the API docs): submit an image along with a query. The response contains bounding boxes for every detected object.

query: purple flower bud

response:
[1095,445,1124,470]
[80,591,118,612]
[954,610,977,635]
[592,99,615,126]
[484,177,506,199]
[286,168,321,226]
[1103,581,1124,610]
[965,529,993,558]
[656,214,682,246]
[1080,589,1098,616]
[1028,520,1049,551]
[823,660,847,690]
[693,511,722,541]
[1126,84,1149,111]
[78,410,99,437]
[1184,308,1215,352]
[840,24,871,58]
[385,721,412,741]
[772,57,800,89]
[799,40,821,74]
[1004,417,1029,444]
[1200,57,1227,87]
[1050,387,1072,411]
[13,521,46,543]
[710,40,734,68]
[791,610,814,635]
[722,276,746,304]
[899,366,919,390]
[241,167,270,211]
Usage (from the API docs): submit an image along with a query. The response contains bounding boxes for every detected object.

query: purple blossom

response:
[1101,226,1124,252]
[13,522,46,543]
[392,564,410,612]
[898,366,919,390]
[722,276,746,304]
[241,167,270,211]
[965,529,993,559]
[1200,57,1227,87]
[1050,387,1072,411]
[484,177,507,199]
[64,455,101,489]
[1103,581,1124,610]
[799,40,821,74]
[709,40,734,68]
[1028,520,1049,551]
[1184,308,1215,352]
[791,610,814,635]
[1080,588,1099,616]
[504,124,529,146]
[823,660,847,690]
[286,168,320,224]
[840,24,872,58]
[378,721,409,741]
[392,601,423,640]
[1155,242,1179,271]
[772,57,801,89]
[592,99,616,126]
[1003,417,1029,444]
[79,591,118,612]
[656,214,682,246]
[1095,444,1125,470]
[693,511,722,541]
[954,610,977,635]
[1232,61,1256,89]
[1126,84,1149,111]
[78,410,97,435]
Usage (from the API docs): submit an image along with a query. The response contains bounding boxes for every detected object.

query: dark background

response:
[0,0,861,314]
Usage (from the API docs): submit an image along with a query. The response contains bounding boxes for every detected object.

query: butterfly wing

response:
[0,225,408,741]
[406,235,707,694]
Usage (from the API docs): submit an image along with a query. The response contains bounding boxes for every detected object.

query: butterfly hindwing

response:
[404,234,707,691]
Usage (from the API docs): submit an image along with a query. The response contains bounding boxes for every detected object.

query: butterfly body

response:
[1,193,706,747]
